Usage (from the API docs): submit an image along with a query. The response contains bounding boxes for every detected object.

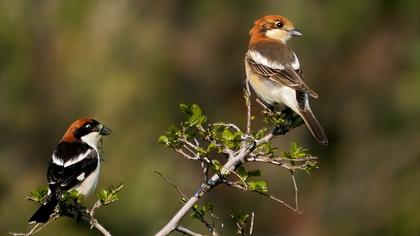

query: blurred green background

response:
[1,0,419,235]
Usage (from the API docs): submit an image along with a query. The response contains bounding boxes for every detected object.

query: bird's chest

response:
[245,63,289,106]
[71,158,100,196]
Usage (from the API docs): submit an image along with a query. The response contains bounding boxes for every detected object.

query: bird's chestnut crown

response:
[62,118,112,142]
[249,15,302,43]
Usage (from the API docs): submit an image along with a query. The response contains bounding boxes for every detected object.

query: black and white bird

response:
[245,15,328,144]
[29,118,112,223]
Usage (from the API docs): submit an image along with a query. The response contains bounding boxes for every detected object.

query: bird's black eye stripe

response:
[276,21,284,28]
[73,120,100,138]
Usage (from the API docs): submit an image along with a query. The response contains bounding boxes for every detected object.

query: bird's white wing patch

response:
[291,52,300,70]
[52,154,64,166]
[248,50,285,70]
[77,172,85,181]
[63,149,92,167]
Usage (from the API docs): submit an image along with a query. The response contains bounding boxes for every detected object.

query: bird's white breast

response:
[245,62,300,113]
[70,158,100,196]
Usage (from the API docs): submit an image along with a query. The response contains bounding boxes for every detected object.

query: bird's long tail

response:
[298,108,328,145]
[28,189,60,224]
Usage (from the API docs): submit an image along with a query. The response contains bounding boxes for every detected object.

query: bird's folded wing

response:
[246,57,319,98]
[47,150,98,190]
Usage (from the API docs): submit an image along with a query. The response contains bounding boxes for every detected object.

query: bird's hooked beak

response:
[99,124,112,135]
[288,29,303,37]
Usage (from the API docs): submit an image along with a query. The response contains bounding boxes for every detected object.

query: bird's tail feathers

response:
[299,108,328,145]
[28,190,60,224]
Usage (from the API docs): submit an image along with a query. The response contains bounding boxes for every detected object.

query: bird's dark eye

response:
[276,21,284,28]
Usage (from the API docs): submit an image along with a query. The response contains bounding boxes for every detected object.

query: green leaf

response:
[158,135,169,145]
[62,190,83,204]
[221,129,243,149]
[97,183,124,205]
[27,185,49,203]
[206,142,217,152]
[231,210,250,224]
[262,109,285,126]
[254,127,267,139]
[158,125,183,148]
[254,142,276,156]
[237,166,248,181]
[237,167,261,182]
[283,142,309,159]
[211,159,222,172]
[180,103,207,127]
[248,181,268,193]
[202,202,214,212]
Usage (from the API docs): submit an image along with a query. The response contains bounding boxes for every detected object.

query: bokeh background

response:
[1,0,419,235]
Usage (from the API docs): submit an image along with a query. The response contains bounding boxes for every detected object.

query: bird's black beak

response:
[289,29,303,37]
[99,125,112,135]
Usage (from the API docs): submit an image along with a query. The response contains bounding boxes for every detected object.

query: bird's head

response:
[249,15,302,43]
[61,118,112,148]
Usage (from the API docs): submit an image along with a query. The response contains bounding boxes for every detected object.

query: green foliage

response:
[231,210,251,235]
[253,127,267,139]
[262,109,285,127]
[283,142,309,159]
[221,129,243,149]
[211,159,222,172]
[247,181,268,194]
[61,190,84,204]
[180,103,207,128]
[253,142,277,157]
[159,104,244,154]
[26,185,49,203]
[98,183,124,205]
[158,125,183,148]
[158,103,318,234]
[158,104,207,149]
[237,166,261,182]
[191,202,214,221]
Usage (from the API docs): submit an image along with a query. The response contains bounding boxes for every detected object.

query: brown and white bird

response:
[29,118,112,223]
[244,15,328,144]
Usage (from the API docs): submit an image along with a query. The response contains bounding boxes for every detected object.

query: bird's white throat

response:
[81,132,101,149]
[265,29,291,43]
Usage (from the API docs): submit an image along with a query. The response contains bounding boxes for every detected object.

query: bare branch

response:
[176,226,204,236]
[245,79,252,134]
[213,123,241,132]
[175,148,199,160]
[290,171,300,212]
[156,95,319,235]
[266,193,302,214]
[224,179,301,214]
[249,212,254,235]
[9,213,59,236]
[246,156,318,171]
[86,200,111,236]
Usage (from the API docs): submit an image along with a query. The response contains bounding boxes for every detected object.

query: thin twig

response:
[9,213,59,236]
[213,123,241,132]
[89,216,111,236]
[227,170,248,189]
[86,199,112,236]
[255,98,269,110]
[245,80,252,134]
[154,171,187,200]
[264,194,302,214]
[290,171,300,212]
[225,181,301,214]
[175,148,198,160]
[176,226,204,236]
[249,212,254,235]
